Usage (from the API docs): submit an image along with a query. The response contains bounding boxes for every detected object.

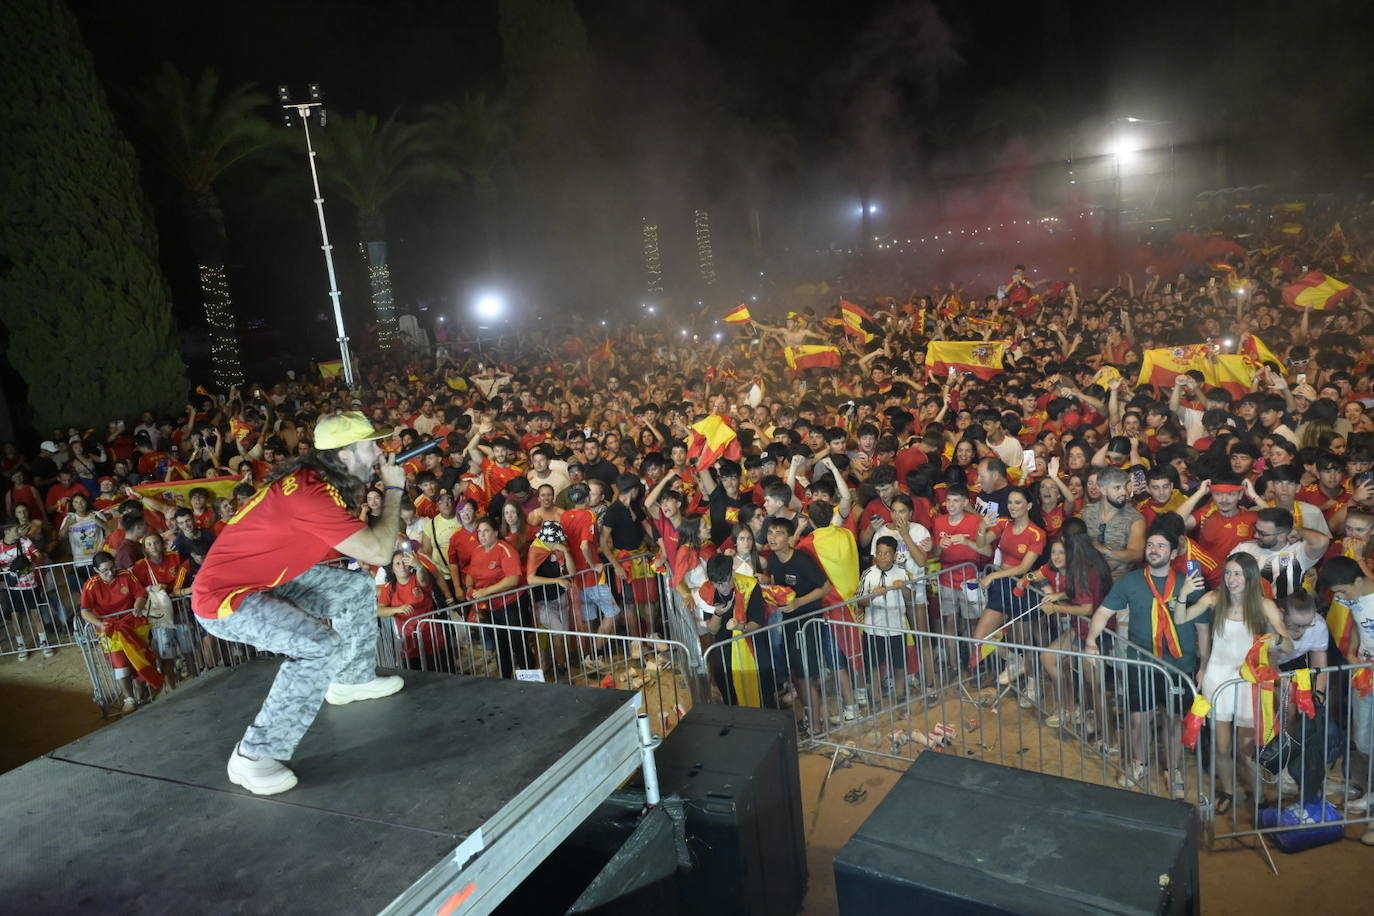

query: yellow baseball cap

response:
[313,411,395,450]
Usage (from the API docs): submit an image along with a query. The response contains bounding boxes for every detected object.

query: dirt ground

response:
[4,654,1371,913]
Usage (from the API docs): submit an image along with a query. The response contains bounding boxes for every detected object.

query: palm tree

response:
[423,93,514,273]
[314,112,428,349]
[129,65,274,389]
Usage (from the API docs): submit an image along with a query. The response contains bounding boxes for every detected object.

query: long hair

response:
[1059,517,1111,604]
[264,448,366,512]
[1215,551,1268,639]
[677,512,705,550]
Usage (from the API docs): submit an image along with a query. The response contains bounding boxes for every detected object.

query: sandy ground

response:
[4,653,1371,912]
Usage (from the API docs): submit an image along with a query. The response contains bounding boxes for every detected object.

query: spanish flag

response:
[1239,334,1285,373]
[924,340,1009,381]
[1241,635,1280,745]
[1136,344,1212,390]
[729,575,763,707]
[1209,353,1257,402]
[1181,694,1211,749]
[1326,599,1360,661]
[317,359,345,379]
[687,414,741,470]
[724,303,753,324]
[1283,270,1354,311]
[784,345,842,372]
[971,629,1003,669]
[1354,666,1373,698]
[1293,667,1317,719]
[799,525,864,671]
[131,474,243,506]
[841,300,882,344]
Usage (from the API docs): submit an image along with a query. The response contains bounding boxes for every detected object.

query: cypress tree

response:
[0,0,187,431]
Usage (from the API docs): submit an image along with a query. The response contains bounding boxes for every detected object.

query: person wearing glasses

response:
[1230,507,1330,600]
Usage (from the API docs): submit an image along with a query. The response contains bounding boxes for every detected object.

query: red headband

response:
[1210,484,1243,493]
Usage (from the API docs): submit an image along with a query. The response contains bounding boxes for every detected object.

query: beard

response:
[1106,495,1126,509]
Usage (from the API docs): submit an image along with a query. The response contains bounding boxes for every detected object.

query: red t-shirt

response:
[991,520,1047,570]
[190,468,367,620]
[1193,506,1258,580]
[466,540,523,607]
[383,578,443,659]
[81,570,146,617]
[861,498,893,528]
[192,507,217,531]
[413,494,439,519]
[481,458,525,503]
[933,513,986,584]
[893,446,929,484]
[446,527,480,577]
[131,552,188,591]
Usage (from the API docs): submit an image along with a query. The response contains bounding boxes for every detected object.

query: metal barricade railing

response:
[410,617,697,734]
[1205,661,1374,863]
[0,561,92,657]
[794,610,1205,804]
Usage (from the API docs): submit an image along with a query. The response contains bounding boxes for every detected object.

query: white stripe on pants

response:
[197,564,378,761]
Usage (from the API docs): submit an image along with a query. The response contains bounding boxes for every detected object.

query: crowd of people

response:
[3,200,1374,842]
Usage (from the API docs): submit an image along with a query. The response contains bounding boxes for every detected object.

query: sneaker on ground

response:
[324,675,405,706]
[1344,793,1373,814]
[1276,771,1301,795]
[1044,711,1064,728]
[16,646,29,662]
[1169,769,1188,801]
[854,688,869,707]
[227,744,298,796]
[1362,827,1374,847]
[1018,679,1038,709]
[41,643,55,658]
[843,705,859,722]
[1117,761,1147,788]
[121,697,137,712]
[997,654,1025,686]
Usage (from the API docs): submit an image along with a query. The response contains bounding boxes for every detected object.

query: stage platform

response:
[0,661,646,915]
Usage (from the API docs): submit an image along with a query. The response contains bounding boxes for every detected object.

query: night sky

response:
[66,0,1374,362]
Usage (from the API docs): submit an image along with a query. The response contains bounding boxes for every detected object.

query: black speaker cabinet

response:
[643,704,808,916]
[834,754,1199,915]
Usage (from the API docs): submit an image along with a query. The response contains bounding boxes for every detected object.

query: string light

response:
[364,244,398,349]
[694,209,716,287]
[199,263,243,388]
[642,219,663,295]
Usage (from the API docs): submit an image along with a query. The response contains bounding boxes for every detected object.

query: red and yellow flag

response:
[1208,353,1256,402]
[1181,694,1212,749]
[841,300,881,344]
[1354,666,1373,698]
[924,340,1009,381]
[784,345,842,372]
[687,414,741,470]
[317,359,345,379]
[1283,270,1355,310]
[1327,600,1361,660]
[1137,344,1211,390]
[131,474,243,506]
[1293,667,1317,719]
[972,630,1003,668]
[723,303,753,324]
[1238,334,1285,373]
[1241,635,1280,745]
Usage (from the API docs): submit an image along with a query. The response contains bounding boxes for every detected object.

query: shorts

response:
[781,613,843,677]
[936,583,985,619]
[1122,662,1189,715]
[985,577,1036,617]
[534,592,571,630]
[1353,688,1374,756]
[863,634,909,674]
[152,625,194,660]
[580,583,621,621]
[616,554,658,606]
[105,650,131,678]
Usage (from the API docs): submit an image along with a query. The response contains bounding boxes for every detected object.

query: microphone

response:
[392,437,445,465]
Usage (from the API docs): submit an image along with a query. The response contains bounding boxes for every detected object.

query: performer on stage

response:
[191,411,407,795]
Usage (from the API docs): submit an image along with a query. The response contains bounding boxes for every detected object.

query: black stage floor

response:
[0,662,638,915]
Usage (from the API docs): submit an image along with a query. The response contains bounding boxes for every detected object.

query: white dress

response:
[1200,615,1258,726]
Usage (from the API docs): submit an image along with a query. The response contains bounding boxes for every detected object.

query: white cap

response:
[39,440,58,453]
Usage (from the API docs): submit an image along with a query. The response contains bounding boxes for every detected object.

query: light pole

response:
[278,83,354,388]
[1111,116,1176,232]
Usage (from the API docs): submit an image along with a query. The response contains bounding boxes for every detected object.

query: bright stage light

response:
[474,292,505,320]
[1110,135,1142,163]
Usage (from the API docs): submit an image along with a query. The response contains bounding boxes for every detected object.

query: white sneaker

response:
[324,675,404,706]
[1018,679,1038,709]
[854,688,869,707]
[1118,761,1148,788]
[842,705,859,722]
[1276,771,1301,796]
[227,743,298,795]
[121,697,137,713]
[1344,793,1373,814]
[40,643,55,658]
[16,644,29,662]
[997,655,1025,686]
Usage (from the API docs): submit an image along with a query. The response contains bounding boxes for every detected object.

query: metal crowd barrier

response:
[1204,661,1374,867]
[0,561,93,658]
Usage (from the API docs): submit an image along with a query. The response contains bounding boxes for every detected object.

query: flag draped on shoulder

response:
[1283,270,1355,310]
[925,340,1008,381]
[724,303,753,324]
[687,414,741,469]
[840,300,882,343]
[1137,344,1212,390]
[784,345,841,372]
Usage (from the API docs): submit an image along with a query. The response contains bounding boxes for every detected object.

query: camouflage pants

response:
[198,564,378,761]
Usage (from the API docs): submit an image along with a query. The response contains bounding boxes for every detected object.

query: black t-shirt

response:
[582,459,619,488]
[602,501,646,551]
[714,486,747,530]
[709,582,768,644]
[974,485,1013,519]
[765,549,828,616]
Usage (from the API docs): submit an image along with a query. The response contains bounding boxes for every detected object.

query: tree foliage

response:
[0,0,187,430]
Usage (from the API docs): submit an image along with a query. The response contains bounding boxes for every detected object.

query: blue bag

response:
[1256,800,1344,853]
